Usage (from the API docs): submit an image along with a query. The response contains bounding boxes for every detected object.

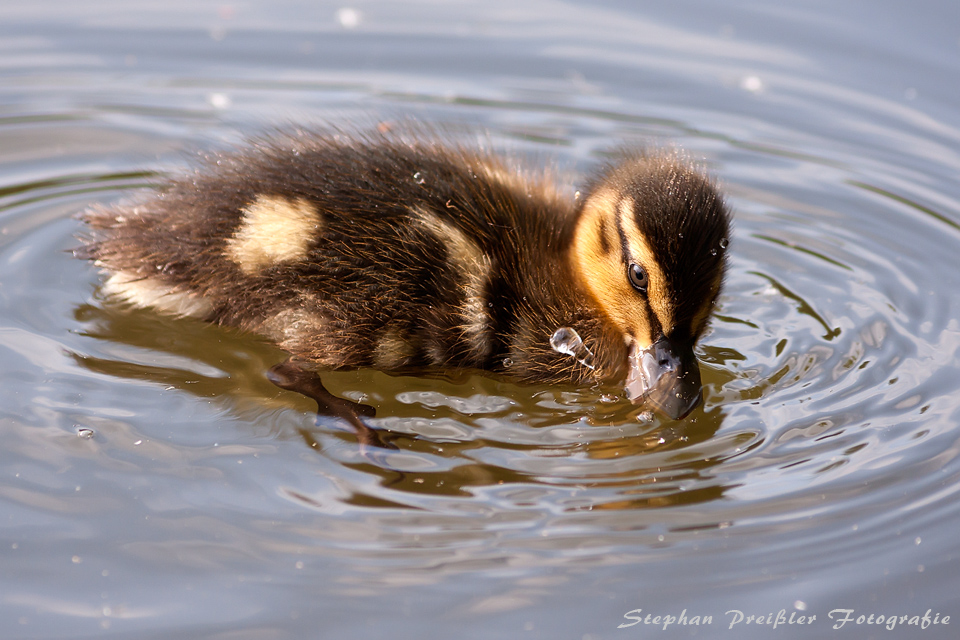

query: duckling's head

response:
[571,152,730,419]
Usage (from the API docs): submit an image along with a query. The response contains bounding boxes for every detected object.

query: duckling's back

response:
[83,130,589,379]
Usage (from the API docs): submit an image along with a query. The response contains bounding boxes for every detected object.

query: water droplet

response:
[710,248,718,256]
[502,357,513,368]
[413,171,425,184]
[549,327,595,370]
[76,427,94,439]
[720,237,729,249]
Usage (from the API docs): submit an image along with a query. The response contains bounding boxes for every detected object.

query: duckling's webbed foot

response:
[267,359,396,451]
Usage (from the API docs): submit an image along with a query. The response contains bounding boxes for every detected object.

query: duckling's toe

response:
[269,359,396,450]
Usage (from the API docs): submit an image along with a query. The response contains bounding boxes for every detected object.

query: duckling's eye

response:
[628,263,648,293]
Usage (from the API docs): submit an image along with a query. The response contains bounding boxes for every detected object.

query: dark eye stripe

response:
[614,204,630,262]
[598,216,612,255]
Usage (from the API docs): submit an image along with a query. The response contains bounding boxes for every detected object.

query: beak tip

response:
[624,337,703,420]
[641,386,702,420]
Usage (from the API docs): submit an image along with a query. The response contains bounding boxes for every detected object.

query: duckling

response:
[79,127,730,436]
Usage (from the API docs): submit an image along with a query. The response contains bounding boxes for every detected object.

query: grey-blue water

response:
[2,1,959,638]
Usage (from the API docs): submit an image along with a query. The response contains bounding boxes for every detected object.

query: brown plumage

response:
[80,127,730,422]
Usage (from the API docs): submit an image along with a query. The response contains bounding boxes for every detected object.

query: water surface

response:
[2,1,960,638]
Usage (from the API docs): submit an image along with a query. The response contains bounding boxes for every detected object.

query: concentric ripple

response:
[3,2,960,636]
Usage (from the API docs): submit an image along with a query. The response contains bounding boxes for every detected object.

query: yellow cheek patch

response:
[572,188,653,347]
[225,195,322,275]
[618,198,674,336]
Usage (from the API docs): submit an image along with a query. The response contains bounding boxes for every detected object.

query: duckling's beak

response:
[624,336,702,420]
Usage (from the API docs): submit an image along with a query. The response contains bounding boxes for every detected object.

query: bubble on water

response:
[75,427,94,439]
[740,75,764,93]
[208,93,231,109]
[550,327,595,370]
[337,7,361,29]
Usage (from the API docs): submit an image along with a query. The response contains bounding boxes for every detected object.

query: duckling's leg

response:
[267,358,397,451]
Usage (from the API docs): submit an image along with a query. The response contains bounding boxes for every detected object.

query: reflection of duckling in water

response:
[79,127,730,446]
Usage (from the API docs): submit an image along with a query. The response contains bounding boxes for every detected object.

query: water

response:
[2,1,960,638]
